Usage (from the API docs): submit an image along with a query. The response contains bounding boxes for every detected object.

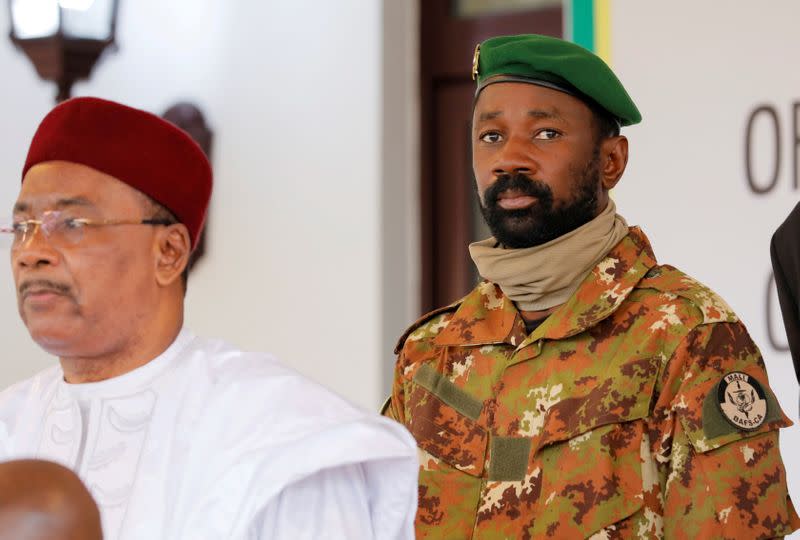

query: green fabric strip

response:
[489,436,532,481]
[571,0,595,52]
[702,388,731,440]
[413,364,483,421]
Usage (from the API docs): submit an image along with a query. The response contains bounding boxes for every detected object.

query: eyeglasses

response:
[0,210,175,249]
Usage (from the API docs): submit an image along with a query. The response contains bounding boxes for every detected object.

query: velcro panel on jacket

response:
[489,436,532,481]
[413,363,483,420]
[535,355,661,452]
[407,369,488,476]
[677,366,792,454]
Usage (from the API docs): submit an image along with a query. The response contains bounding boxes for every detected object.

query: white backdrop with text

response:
[611,0,800,520]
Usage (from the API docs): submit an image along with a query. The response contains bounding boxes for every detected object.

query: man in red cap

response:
[0,97,417,539]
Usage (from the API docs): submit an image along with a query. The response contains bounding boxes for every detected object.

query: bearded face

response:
[478,149,601,248]
[471,82,613,249]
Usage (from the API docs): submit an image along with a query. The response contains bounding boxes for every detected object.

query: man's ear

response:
[600,135,629,190]
[153,224,191,287]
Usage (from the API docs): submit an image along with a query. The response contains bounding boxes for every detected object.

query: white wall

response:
[0,0,419,410]
[609,0,800,519]
[381,0,420,398]
[0,6,55,384]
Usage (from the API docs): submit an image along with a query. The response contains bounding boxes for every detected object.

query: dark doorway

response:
[419,0,563,313]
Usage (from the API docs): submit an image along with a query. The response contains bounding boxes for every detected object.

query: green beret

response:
[473,34,641,126]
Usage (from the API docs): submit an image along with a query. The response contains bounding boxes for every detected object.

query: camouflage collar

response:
[529,226,657,342]
[434,227,658,348]
[434,281,528,348]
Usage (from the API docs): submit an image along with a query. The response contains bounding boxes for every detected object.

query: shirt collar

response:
[58,328,195,401]
[434,227,657,348]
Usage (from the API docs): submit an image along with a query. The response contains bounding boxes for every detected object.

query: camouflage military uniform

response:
[386,227,800,539]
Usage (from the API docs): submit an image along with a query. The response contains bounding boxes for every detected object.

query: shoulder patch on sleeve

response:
[706,371,772,435]
[680,370,792,454]
[394,300,462,354]
[640,265,738,324]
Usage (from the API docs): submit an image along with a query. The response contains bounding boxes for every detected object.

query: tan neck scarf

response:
[469,200,629,311]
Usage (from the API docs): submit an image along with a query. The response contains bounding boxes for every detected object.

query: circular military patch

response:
[716,371,768,431]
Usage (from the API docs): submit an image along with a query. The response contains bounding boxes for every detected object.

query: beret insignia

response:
[471,43,481,81]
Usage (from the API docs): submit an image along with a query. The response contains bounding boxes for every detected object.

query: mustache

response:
[483,173,554,208]
[18,279,73,297]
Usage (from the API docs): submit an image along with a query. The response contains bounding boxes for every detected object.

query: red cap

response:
[22,97,213,248]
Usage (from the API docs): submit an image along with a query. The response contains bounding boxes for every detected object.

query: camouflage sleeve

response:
[384,349,407,424]
[655,321,799,539]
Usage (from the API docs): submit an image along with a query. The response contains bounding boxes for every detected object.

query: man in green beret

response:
[384,34,800,539]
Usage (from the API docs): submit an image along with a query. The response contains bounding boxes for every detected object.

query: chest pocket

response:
[405,364,487,476]
[527,355,661,539]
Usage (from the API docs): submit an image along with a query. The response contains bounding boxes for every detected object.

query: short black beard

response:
[479,151,601,248]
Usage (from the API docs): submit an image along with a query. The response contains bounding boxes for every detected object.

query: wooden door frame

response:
[419,1,563,312]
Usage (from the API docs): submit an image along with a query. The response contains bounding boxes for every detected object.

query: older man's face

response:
[11,161,161,360]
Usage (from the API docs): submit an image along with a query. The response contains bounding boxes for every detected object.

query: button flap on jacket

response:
[535,355,661,452]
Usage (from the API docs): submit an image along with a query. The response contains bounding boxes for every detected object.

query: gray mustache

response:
[19,279,72,296]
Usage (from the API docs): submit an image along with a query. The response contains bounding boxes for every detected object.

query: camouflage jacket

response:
[386,227,800,539]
